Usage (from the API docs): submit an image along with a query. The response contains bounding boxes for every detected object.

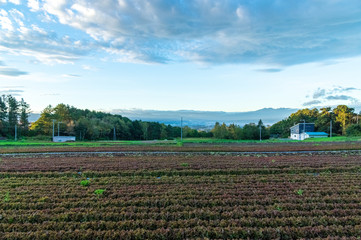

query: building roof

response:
[305,132,328,136]
[290,123,315,129]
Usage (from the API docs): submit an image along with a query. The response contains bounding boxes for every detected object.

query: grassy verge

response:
[0,139,177,147]
[179,136,361,143]
[0,137,361,148]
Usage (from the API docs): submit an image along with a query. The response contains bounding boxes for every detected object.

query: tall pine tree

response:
[7,95,19,137]
[19,98,30,134]
[0,95,8,136]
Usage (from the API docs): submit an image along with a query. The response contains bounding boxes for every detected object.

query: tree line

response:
[209,105,361,140]
[29,103,186,140]
[210,120,270,140]
[1,95,361,140]
[0,95,30,138]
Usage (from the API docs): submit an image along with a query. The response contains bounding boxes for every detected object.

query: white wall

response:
[53,136,76,142]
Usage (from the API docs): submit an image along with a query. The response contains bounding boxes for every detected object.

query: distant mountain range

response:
[112,108,298,130]
[29,108,298,130]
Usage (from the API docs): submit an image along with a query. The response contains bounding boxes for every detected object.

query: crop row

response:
[1,152,361,239]
[1,140,361,153]
[2,152,361,172]
[2,206,361,223]
[2,224,361,239]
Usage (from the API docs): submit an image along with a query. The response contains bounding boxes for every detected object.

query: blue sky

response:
[1,0,361,113]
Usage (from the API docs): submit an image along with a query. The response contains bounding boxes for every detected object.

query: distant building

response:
[290,123,328,140]
[53,136,76,142]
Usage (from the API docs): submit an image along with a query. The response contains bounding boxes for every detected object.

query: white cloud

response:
[31,24,46,34]
[2,0,361,66]
[0,66,28,76]
[27,0,40,12]
[304,86,361,106]
[236,7,246,20]
[82,65,97,71]
[0,10,14,31]
[9,8,24,27]
[61,73,80,78]
[8,0,20,5]
[0,5,92,64]
[36,0,361,65]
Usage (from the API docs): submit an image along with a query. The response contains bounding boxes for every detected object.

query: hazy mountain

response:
[29,113,40,123]
[112,108,298,130]
[29,108,297,130]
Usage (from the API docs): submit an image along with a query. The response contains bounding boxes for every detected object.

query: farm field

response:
[1,138,361,153]
[1,145,361,239]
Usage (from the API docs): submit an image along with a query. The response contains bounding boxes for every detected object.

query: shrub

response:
[346,124,361,136]
[80,180,90,187]
[94,189,105,195]
[296,189,304,196]
[3,192,10,202]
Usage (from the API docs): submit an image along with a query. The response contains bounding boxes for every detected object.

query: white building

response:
[53,136,76,142]
[290,123,328,140]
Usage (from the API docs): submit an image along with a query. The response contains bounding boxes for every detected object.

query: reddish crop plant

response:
[1,150,361,239]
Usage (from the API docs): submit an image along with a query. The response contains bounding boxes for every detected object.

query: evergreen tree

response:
[7,95,19,136]
[19,98,30,134]
[0,95,8,136]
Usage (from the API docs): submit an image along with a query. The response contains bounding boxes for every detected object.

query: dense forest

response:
[30,103,186,140]
[1,95,361,140]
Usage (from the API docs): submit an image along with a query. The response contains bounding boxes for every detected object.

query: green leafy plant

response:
[274,204,282,211]
[38,196,49,202]
[271,159,276,163]
[180,163,189,167]
[80,180,90,187]
[321,170,332,176]
[3,192,10,202]
[94,189,105,195]
[296,189,304,196]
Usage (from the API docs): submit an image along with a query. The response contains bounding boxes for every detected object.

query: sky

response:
[1,0,361,113]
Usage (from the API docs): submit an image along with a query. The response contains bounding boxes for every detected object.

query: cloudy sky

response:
[1,0,361,113]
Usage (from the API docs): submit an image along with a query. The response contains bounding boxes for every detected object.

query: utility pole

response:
[113,127,116,141]
[180,117,183,142]
[57,122,62,136]
[301,119,306,140]
[145,125,148,140]
[14,124,17,141]
[259,124,262,141]
[330,120,332,138]
[52,119,55,140]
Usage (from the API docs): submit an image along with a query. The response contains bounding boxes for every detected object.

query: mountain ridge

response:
[112,108,298,129]
[29,107,298,130]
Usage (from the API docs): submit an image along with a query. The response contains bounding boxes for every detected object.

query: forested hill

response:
[30,104,190,140]
[270,105,360,138]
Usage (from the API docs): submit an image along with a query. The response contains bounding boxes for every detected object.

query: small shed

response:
[304,132,328,138]
[290,123,328,140]
[53,136,76,142]
[290,123,315,140]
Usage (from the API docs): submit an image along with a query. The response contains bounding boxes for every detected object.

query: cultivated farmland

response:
[1,144,361,239]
